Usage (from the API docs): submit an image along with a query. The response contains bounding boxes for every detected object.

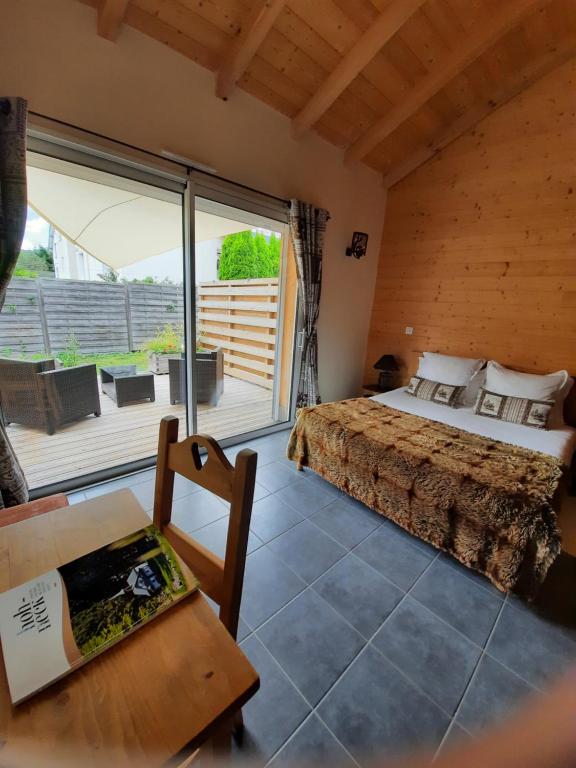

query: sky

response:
[22,208,50,250]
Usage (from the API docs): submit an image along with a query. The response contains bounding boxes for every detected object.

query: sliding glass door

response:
[190,195,296,441]
[3,132,297,493]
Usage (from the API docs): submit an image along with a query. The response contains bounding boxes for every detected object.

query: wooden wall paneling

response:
[364,57,576,386]
[382,29,576,185]
[346,0,552,164]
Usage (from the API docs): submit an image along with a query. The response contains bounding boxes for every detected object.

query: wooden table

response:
[0,489,259,767]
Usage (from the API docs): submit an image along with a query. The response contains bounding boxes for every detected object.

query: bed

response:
[287,386,576,596]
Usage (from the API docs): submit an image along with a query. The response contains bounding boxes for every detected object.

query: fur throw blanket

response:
[287,398,564,595]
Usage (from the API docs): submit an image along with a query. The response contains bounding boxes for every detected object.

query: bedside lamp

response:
[374,355,399,390]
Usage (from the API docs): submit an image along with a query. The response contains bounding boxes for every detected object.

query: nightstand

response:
[360,384,394,397]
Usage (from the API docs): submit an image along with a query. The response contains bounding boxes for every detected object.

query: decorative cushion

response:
[406,376,465,407]
[474,387,553,429]
[418,352,485,386]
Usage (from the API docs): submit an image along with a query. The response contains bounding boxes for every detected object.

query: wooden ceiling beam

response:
[382,35,576,188]
[97,0,130,41]
[291,0,427,139]
[345,0,552,164]
[216,0,287,100]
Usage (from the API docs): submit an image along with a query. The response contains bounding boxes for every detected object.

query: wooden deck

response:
[8,375,274,489]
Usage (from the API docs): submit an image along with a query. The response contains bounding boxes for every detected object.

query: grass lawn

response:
[6,350,149,372]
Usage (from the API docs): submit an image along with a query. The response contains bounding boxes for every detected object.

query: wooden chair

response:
[153,414,257,646]
[153,416,258,754]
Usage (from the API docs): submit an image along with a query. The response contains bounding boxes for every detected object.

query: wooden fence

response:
[0,277,279,390]
[0,277,184,355]
[198,278,279,390]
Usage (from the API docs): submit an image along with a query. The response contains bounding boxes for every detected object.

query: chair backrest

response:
[153,415,257,639]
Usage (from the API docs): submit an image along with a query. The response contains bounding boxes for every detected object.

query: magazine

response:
[0,524,198,705]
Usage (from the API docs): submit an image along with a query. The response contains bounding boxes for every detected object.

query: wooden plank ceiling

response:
[80,0,576,186]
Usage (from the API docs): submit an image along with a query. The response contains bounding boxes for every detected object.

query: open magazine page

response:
[0,524,198,704]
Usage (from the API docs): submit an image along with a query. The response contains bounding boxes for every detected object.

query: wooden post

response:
[124,283,134,352]
[36,279,51,354]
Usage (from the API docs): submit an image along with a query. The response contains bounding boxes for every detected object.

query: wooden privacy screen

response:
[364,58,576,395]
[198,278,279,390]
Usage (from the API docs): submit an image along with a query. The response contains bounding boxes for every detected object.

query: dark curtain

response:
[289,200,329,409]
[0,97,29,507]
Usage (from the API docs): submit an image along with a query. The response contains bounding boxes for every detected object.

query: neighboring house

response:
[52,229,107,281]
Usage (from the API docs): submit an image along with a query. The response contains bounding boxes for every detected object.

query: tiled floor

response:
[68,428,576,767]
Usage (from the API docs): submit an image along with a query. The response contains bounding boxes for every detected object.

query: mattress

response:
[371,387,576,466]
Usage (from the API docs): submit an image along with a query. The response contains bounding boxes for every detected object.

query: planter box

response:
[147,352,179,375]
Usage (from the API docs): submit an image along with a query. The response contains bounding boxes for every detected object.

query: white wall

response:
[1,0,386,402]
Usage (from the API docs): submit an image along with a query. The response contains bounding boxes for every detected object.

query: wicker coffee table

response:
[100,365,155,407]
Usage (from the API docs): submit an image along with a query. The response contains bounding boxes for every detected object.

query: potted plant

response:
[143,324,182,374]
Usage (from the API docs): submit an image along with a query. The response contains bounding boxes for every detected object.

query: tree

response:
[218,231,281,280]
[33,245,54,272]
[98,268,119,283]
[218,231,259,280]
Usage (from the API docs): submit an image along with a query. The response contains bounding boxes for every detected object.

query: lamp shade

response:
[374,355,398,372]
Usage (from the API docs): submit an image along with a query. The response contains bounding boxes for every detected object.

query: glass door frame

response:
[25,118,300,498]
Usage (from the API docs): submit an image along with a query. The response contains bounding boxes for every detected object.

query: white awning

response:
[26,157,249,270]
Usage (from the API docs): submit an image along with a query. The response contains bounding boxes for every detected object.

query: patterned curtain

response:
[289,200,329,409]
[0,97,29,507]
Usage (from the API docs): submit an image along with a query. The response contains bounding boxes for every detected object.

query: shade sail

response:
[26,165,249,270]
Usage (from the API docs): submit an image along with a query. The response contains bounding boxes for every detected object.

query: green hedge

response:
[218,231,280,280]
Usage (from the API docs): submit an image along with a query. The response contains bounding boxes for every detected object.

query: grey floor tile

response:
[313,554,403,638]
[373,596,481,714]
[378,517,439,557]
[411,559,502,646]
[241,546,306,629]
[487,601,576,689]
[238,636,310,763]
[318,645,450,764]
[190,516,263,559]
[439,553,505,600]
[435,722,471,760]
[169,488,229,533]
[268,520,347,583]
[203,594,251,642]
[270,714,354,768]
[301,470,343,499]
[237,617,252,642]
[67,491,86,504]
[456,654,537,734]
[311,498,382,549]
[252,482,270,502]
[127,478,157,510]
[354,526,435,591]
[257,461,302,493]
[257,589,364,705]
[275,480,335,518]
[83,469,154,499]
[173,473,202,499]
[249,495,305,543]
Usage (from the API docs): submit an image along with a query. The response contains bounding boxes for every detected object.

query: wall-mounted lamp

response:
[345,231,369,259]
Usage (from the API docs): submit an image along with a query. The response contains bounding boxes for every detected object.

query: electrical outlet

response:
[405,326,413,336]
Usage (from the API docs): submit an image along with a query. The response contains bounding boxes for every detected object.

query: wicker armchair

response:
[0,358,101,435]
[169,349,224,407]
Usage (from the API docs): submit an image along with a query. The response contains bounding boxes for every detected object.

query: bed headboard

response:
[406,349,576,428]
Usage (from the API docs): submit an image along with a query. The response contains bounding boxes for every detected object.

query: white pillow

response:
[485,361,572,427]
[417,352,485,387]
